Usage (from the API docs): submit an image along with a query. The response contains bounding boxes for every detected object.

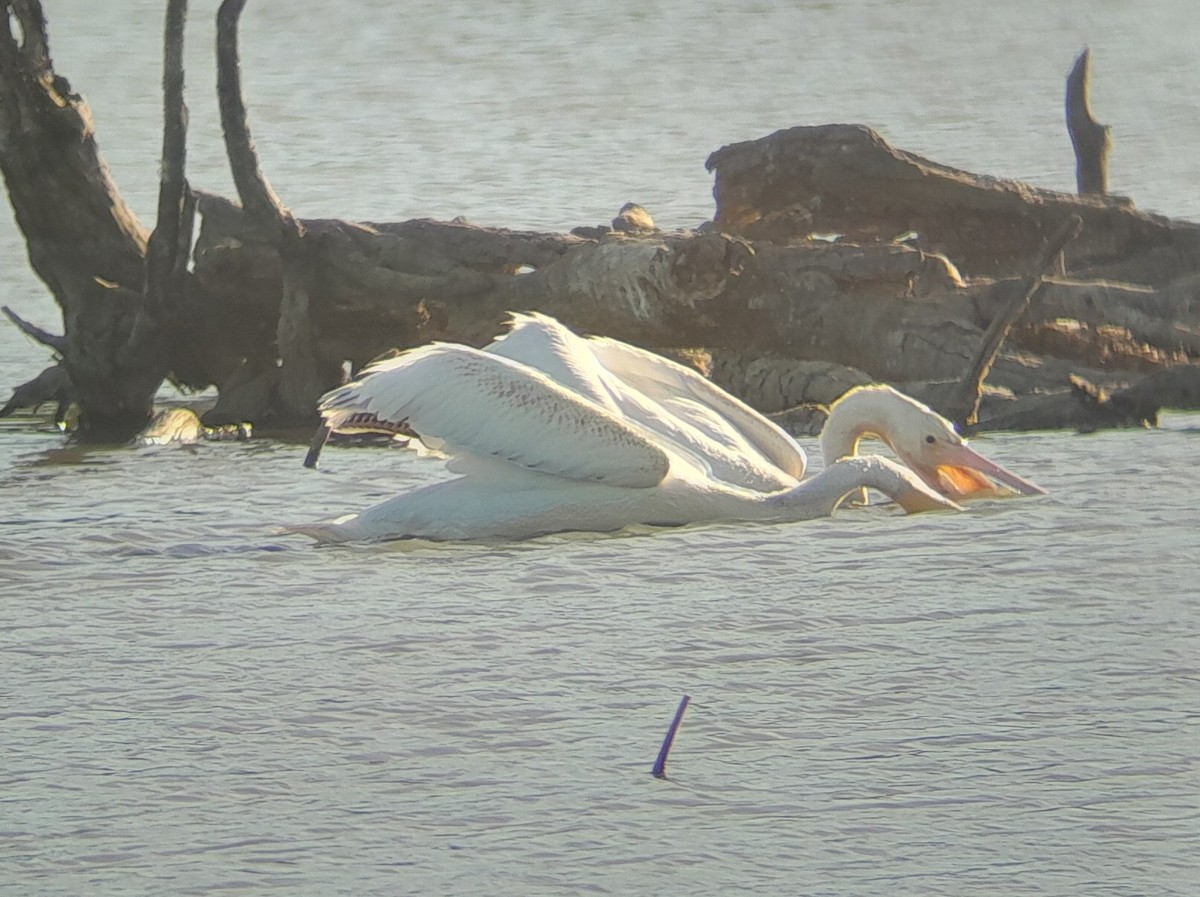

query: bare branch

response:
[215,0,299,239]
[2,304,66,352]
[214,0,338,421]
[0,363,71,417]
[133,0,193,352]
[946,215,1084,428]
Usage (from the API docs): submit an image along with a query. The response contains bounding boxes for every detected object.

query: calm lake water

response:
[2,2,1198,895]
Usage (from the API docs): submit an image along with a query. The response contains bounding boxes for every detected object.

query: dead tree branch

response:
[131,0,194,353]
[145,0,193,313]
[944,215,1084,428]
[2,304,66,352]
[216,0,339,422]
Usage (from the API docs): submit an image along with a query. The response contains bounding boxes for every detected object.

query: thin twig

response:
[652,694,691,779]
[303,423,331,469]
[2,304,66,353]
[948,215,1083,428]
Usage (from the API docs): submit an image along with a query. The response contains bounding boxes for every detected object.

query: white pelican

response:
[291,314,1041,543]
[820,384,1046,500]
[290,348,963,542]
[486,314,1042,501]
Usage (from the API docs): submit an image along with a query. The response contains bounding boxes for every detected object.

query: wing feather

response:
[483,312,620,413]
[318,344,670,488]
[585,336,808,480]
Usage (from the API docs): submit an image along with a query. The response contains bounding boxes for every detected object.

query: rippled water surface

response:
[2,2,1199,895]
[4,418,1198,895]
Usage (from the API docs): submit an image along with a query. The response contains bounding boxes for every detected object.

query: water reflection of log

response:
[1,2,1198,440]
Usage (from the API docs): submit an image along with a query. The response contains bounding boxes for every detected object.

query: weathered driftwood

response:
[969,364,1200,433]
[0,0,210,440]
[0,1,151,438]
[177,171,1200,431]
[1,5,1198,441]
[706,123,1200,285]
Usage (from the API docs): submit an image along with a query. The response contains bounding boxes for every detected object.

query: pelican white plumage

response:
[485,313,1042,500]
[291,314,1042,543]
[483,313,806,492]
[291,352,956,543]
[820,383,1046,500]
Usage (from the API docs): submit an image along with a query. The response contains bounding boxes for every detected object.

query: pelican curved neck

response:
[758,455,954,520]
[820,390,900,463]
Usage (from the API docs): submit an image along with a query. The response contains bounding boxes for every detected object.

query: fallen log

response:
[2,4,1198,441]
[706,123,1200,285]
[970,365,1200,432]
[973,275,1200,357]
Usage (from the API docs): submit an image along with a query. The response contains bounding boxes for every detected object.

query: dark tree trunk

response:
[0,0,208,440]
[0,0,156,439]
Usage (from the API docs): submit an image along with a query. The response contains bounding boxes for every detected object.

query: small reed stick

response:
[651,694,691,779]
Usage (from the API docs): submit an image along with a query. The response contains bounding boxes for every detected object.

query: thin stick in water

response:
[651,694,691,779]
[303,422,331,468]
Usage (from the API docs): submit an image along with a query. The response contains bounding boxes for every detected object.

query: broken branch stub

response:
[1066,49,1111,196]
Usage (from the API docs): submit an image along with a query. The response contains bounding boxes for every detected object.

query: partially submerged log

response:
[706,123,1200,284]
[1,8,1197,441]
[190,203,988,389]
[970,365,1200,433]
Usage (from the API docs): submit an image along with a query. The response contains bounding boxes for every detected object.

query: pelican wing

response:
[483,312,620,413]
[318,344,670,488]
[484,313,804,489]
[584,335,808,480]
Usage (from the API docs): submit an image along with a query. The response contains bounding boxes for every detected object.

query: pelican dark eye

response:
[925,434,936,444]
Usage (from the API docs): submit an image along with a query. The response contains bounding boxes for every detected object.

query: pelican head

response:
[821,385,1046,499]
